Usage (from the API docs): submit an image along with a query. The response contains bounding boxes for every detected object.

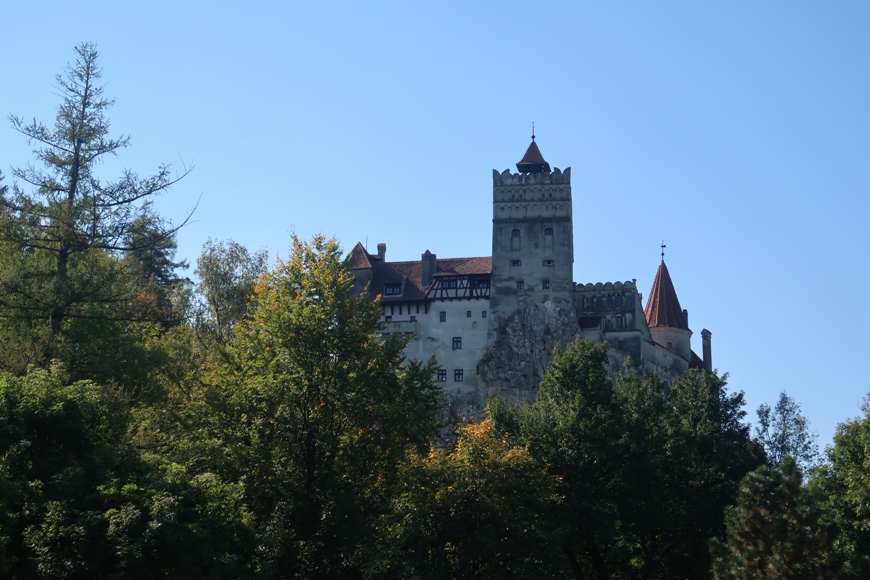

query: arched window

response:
[511,229,521,237]
[544,227,554,235]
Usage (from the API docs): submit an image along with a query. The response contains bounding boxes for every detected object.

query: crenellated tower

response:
[489,136,574,324]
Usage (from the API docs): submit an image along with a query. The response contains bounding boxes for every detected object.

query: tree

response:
[194,238,267,342]
[0,364,248,578]
[810,395,870,577]
[491,339,623,579]
[373,420,565,578]
[184,234,441,576]
[0,42,190,362]
[755,391,820,472]
[710,458,837,578]
[659,369,765,577]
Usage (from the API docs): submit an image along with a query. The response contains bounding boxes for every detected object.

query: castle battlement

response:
[575,281,637,292]
[492,167,571,186]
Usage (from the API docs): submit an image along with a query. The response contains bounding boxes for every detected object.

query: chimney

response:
[682,309,689,329]
[421,250,436,288]
[701,329,712,372]
[377,243,386,261]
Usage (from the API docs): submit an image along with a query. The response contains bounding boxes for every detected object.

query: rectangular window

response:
[616,316,623,329]
[542,279,550,290]
[454,369,464,382]
[384,316,392,322]
[453,337,462,350]
[437,369,447,382]
[384,283,401,296]
[439,311,446,322]
[517,281,524,291]
[482,311,487,318]
[617,340,624,351]
[466,310,472,318]
[410,316,416,322]
[442,280,458,289]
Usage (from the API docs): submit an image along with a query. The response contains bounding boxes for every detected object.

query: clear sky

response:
[3,2,869,450]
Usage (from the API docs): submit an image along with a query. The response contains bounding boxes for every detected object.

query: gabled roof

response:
[644,260,688,329]
[516,138,551,174]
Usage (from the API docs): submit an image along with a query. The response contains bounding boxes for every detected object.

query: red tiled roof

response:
[347,242,373,269]
[349,245,491,302]
[644,260,687,329]
[516,139,551,173]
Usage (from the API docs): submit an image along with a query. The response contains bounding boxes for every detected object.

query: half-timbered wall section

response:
[348,243,492,398]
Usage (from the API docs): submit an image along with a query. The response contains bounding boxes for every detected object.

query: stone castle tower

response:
[489,135,574,322]
[349,134,712,415]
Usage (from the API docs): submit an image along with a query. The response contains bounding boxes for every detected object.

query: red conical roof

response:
[516,138,551,173]
[644,260,687,329]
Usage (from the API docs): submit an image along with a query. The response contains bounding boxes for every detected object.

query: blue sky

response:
[3,2,869,448]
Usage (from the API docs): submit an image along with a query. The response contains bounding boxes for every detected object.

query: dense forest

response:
[1,43,868,579]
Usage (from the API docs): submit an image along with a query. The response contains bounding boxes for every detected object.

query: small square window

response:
[454,369,464,382]
[543,259,554,266]
[517,280,524,291]
[453,337,462,350]
[511,260,521,267]
[384,316,392,322]
[437,369,447,382]
[542,279,550,290]
[466,310,472,318]
[482,311,487,318]
[440,311,446,322]
[410,316,416,322]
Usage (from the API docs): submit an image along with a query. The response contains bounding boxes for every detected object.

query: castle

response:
[349,136,712,415]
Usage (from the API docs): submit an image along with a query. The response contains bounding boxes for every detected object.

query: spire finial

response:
[660,240,666,261]
[531,121,535,141]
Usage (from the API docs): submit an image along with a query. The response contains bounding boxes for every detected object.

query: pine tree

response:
[711,458,837,578]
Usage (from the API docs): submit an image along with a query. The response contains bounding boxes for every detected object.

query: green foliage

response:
[711,458,837,578]
[756,391,820,472]
[0,364,247,578]
[658,369,765,577]
[182,234,441,577]
[194,238,268,342]
[492,343,763,579]
[373,419,566,578]
[811,396,870,577]
[0,42,189,389]
[491,339,623,578]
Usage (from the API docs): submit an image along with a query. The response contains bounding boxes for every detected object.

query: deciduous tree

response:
[373,420,565,578]
[755,391,820,472]
[187,234,441,576]
[194,238,267,342]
